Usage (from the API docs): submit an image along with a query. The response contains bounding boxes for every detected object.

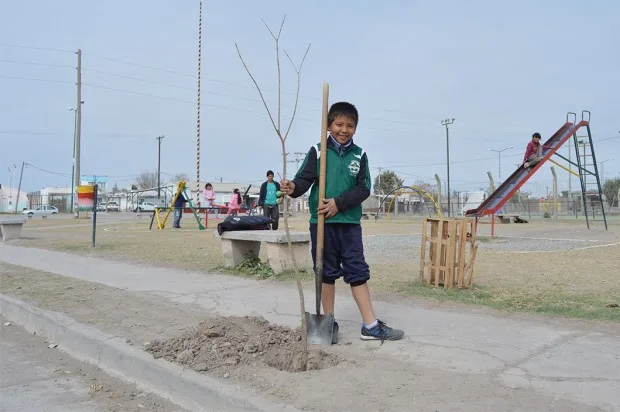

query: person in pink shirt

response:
[203,183,219,219]
[226,188,242,217]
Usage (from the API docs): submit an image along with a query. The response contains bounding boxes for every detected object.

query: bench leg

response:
[220,239,261,267]
[265,242,311,274]
[0,224,24,241]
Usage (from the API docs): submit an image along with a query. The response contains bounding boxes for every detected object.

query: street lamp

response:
[441,118,455,217]
[486,146,514,182]
[600,157,613,184]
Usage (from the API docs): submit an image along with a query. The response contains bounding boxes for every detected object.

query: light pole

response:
[599,157,613,184]
[69,107,77,213]
[486,146,514,182]
[441,118,455,217]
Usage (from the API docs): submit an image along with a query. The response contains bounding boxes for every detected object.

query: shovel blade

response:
[305,312,334,346]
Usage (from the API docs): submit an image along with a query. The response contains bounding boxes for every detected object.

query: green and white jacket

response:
[291,135,371,224]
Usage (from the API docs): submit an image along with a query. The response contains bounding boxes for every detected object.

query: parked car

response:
[97,202,107,212]
[106,201,120,212]
[22,205,59,216]
[135,202,156,212]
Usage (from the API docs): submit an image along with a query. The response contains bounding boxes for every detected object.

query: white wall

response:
[0,187,28,213]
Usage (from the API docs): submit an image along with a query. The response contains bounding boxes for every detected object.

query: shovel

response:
[306,83,334,346]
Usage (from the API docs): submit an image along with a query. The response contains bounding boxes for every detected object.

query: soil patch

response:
[146,316,340,373]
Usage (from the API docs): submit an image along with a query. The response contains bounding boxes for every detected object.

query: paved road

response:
[0,317,183,412]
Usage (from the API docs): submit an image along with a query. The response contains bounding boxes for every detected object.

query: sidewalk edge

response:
[0,294,297,412]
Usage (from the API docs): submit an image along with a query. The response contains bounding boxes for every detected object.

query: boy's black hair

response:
[328,102,359,126]
[266,170,274,177]
[532,132,541,139]
[205,183,212,189]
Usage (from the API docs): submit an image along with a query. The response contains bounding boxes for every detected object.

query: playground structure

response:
[419,217,478,289]
[152,181,205,230]
[465,111,608,231]
[380,186,443,219]
[149,182,261,230]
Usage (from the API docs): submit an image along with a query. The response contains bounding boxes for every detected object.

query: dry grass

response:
[11,215,620,321]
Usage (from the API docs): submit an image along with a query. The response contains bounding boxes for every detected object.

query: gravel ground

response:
[362,234,603,264]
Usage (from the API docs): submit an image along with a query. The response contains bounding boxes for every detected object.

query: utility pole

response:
[441,118,455,217]
[69,107,77,213]
[14,162,25,213]
[75,48,83,217]
[293,152,305,173]
[600,157,613,185]
[156,135,164,199]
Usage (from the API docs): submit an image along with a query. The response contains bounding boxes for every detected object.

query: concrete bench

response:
[0,217,26,241]
[219,230,311,274]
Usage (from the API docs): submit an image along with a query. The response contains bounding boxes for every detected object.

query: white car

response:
[22,205,59,216]
[136,202,157,212]
[106,201,120,212]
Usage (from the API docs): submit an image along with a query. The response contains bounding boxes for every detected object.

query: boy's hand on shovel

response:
[319,198,339,218]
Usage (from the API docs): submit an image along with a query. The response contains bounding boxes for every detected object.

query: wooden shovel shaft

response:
[315,83,329,316]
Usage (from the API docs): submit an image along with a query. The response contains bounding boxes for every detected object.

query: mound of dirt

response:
[145,315,340,373]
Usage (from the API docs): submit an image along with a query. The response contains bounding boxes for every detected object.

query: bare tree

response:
[173,173,189,182]
[236,15,311,370]
[136,170,158,189]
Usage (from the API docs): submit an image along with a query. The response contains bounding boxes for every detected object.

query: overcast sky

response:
[1,0,618,196]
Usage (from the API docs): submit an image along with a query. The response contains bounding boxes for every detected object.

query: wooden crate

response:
[419,218,478,288]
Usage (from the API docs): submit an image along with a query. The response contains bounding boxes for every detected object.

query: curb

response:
[0,294,297,412]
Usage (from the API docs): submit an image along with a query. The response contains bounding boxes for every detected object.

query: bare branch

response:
[261,19,277,40]
[277,14,286,39]
[276,32,281,136]
[234,43,279,136]
[283,44,311,141]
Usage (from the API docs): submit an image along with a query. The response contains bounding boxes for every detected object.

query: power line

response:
[82,53,196,78]
[24,163,71,178]
[0,75,73,84]
[0,43,74,53]
[3,44,617,134]
[0,59,74,68]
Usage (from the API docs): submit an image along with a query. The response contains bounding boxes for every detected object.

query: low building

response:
[0,185,28,213]
[27,186,72,212]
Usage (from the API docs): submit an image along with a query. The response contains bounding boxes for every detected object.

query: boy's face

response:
[328,115,357,145]
[532,136,540,143]
[267,174,274,182]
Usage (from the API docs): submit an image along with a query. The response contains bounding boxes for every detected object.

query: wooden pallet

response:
[419,218,478,288]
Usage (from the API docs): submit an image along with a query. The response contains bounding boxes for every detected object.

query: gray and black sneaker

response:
[360,320,404,344]
[331,321,339,345]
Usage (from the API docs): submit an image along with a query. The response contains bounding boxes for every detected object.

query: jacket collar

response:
[327,134,354,154]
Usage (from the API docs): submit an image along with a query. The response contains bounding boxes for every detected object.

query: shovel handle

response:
[315,83,329,316]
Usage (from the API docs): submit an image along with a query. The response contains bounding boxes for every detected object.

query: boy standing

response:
[173,193,188,229]
[258,170,281,230]
[281,102,404,343]
[523,132,543,168]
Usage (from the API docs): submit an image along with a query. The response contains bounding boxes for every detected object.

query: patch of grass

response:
[232,254,275,279]
[393,280,620,321]
[217,254,314,281]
